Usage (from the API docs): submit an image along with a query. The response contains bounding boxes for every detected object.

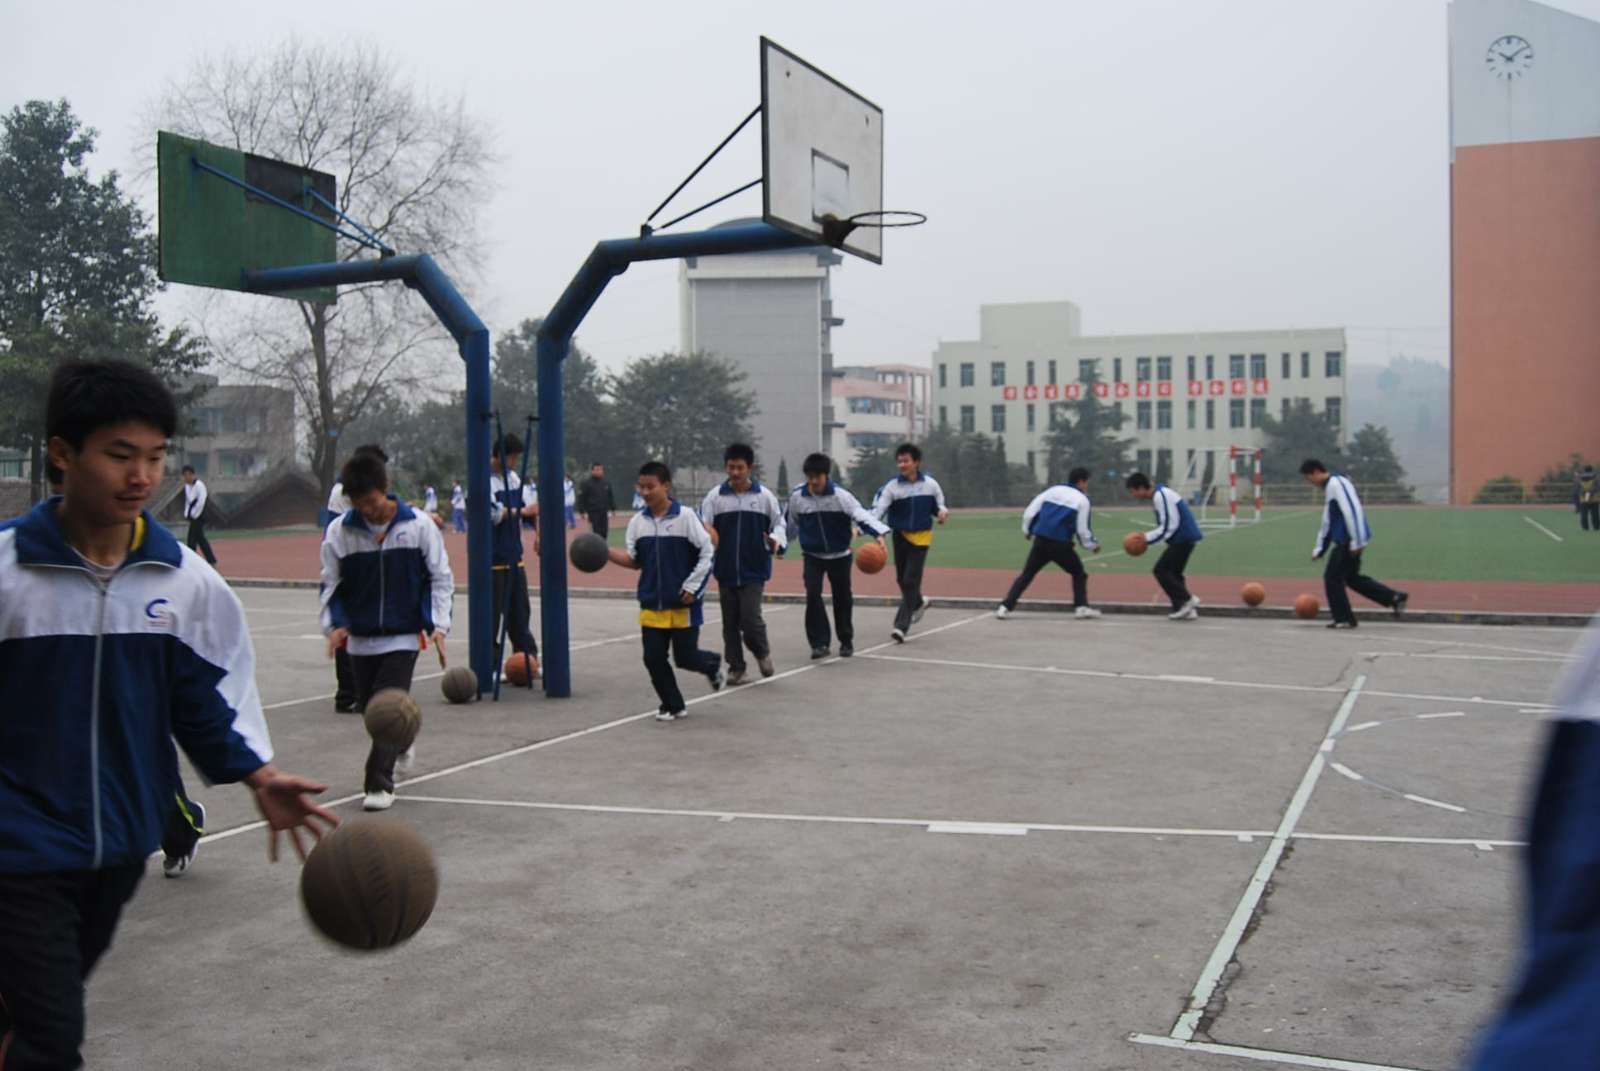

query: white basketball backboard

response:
[761,38,885,263]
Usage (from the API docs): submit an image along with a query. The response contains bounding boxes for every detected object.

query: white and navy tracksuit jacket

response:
[489,471,530,567]
[0,502,272,874]
[1313,474,1371,558]
[625,501,715,629]
[784,481,890,559]
[1145,485,1204,546]
[872,473,947,538]
[319,499,453,657]
[699,480,786,586]
[182,478,208,520]
[1021,485,1100,549]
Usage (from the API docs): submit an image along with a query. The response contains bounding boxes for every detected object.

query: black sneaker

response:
[334,701,358,714]
[810,646,831,660]
[839,644,854,658]
[708,664,727,692]
[1392,593,1409,619]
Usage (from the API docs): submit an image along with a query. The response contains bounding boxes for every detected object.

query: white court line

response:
[1416,711,1465,720]
[1523,515,1564,543]
[1343,721,1380,733]
[1361,652,1571,664]
[1171,675,1367,1042]
[1329,762,1363,781]
[1129,1033,1426,1071]
[1403,793,1468,814]
[1294,832,1520,848]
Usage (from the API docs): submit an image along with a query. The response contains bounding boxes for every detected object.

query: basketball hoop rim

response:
[843,209,927,228]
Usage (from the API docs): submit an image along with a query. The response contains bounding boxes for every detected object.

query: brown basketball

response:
[300,818,439,951]
[503,653,538,687]
[1123,532,1148,557]
[1240,582,1267,607]
[363,688,420,750]
[855,542,887,574]
[440,666,478,704]
[1294,593,1321,619]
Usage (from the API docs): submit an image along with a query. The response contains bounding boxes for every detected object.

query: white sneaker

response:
[709,664,728,692]
[363,790,395,811]
[890,627,906,643]
[912,597,931,625]
[1074,606,1103,619]
[995,605,1010,619]
[396,744,416,772]
[655,707,678,722]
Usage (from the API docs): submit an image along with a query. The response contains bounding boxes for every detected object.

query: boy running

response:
[784,452,890,659]
[320,452,453,810]
[179,464,217,566]
[489,434,539,678]
[0,360,335,1069]
[872,442,948,642]
[700,443,786,684]
[1125,471,1204,620]
[1301,458,1408,629]
[608,461,725,721]
[996,467,1102,619]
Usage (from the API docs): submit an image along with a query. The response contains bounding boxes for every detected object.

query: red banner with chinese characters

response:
[1023,385,1038,400]
[1002,386,1018,401]
[1043,384,1059,400]
[1157,381,1173,398]
[1065,384,1082,400]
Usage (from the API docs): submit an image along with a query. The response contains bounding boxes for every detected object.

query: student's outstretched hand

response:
[937,509,949,525]
[244,765,340,863]
[680,589,697,606]
[325,628,349,659]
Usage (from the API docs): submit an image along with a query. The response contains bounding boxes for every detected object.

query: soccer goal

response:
[1178,446,1263,527]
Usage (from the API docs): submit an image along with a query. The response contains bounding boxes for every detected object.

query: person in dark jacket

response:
[1576,464,1598,532]
[699,443,786,685]
[576,461,617,538]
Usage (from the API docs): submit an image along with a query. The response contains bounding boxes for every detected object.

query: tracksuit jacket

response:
[1020,485,1100,549]
[625,501,715,628]
[1313,474,1372,557]
[0,501,272,874]
[783,482,890,559]
[1144,485,1205,546]
[699,480,787,586]
[872,473,947,534]
[319,499,454,658]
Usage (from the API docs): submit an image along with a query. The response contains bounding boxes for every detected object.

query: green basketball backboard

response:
[158,131,338,304]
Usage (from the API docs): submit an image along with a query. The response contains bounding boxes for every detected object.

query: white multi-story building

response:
[834,363,931,464]
[931,301,1347,486]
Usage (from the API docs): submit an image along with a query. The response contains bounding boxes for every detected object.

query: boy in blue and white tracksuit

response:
[1301,459,1407,628]
[489,435,538,672]
[1126,472,1204,619]
[320,452,453,809]
[451,480,467,532]
[700,443,787,684]
[872,442,949,641]
[610,461,724,721]
[998,466,1102,618]
[784,452,891,658]
[423,484,438,516]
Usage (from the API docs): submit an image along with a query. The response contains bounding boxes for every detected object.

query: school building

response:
[930,301,1348,487]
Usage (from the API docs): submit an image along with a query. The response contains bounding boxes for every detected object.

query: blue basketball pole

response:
[534,221,816,698]
[244,255,497,694]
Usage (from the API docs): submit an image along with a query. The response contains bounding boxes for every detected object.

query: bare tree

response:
[148,38,493,490]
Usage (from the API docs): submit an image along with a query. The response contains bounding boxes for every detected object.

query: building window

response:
[1187,355,1196,381]
[1205,355,1215,379]
[1078,358,1096,382]
[1136,357,1152,382]
[1136,449,1153,473]
[1325,351,1343,377]
[1156,449,1173,483]
[1186,399,1197,429]
[1026,360,1036,387]
[1229,354,1246,379]
[1048,359,1057,384]
[1229,398,1245,428]
[1157,400,1172,429]
[1250,354,1266,380]
[991,404,1006,433]
[959,405,975,433]
[1026,403,1036,432]
[1250,398,1266,427]
[938,405,948,428]
[1205,399,1215,430]
[1326,398,1342,426]
[991,362,1006,387]
[1281,399,1290,421]
[959,363,974,387]
[1157,356,1172,381]
[185,454,209,476]
[1136,400,1152,430]
[1026,449,1036,472]
[939,364,947,389]
[1113,357,1124,382]
[1300,352,1310,378]
[1281,353,1291,379]
[216,450,259,477]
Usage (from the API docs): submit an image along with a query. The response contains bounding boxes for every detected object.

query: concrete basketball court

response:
[84,587,1580,1070]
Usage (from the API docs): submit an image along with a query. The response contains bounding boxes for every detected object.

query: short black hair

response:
[802,452,832,477]
[340,453,389,499]
[46,360,176,450]
[353,443,389,463]
[181,464,196,476]
[1124,472,1151,491]
[1299,458,1327,475]
[1068,467,1091,485]
[723,442,755,466]
[590,461,604,469]
[638,460,672,484]
[896,442,921,462]
[493,434,523,460]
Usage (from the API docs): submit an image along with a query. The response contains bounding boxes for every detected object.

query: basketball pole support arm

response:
[244,255,497,695]
[534,221,816,698]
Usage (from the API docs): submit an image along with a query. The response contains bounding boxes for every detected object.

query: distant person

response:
[326,443,388,713]
[783,452,890,659]
[489,434,538,678]
[423,483,438,516]
[632,489,646,512]
[180,464,217,566]
[700,443,786,684]
[1576,464,1598,532]
[996,467,1102,620]
[1125,471,1203,620]
[563,474,578,529]
[451,479,467,532]
[871,442,948,643]
[1301,458,1408,628]
[577,462,616,538]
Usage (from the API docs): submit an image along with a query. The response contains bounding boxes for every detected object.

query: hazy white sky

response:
[8,0,1600,375]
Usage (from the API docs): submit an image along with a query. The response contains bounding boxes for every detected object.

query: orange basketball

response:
[1240,582,1267,607]
[1294,593,1320,619]
[1123,532,1148,557]
[855,542,887,574]
[503,653,539,687]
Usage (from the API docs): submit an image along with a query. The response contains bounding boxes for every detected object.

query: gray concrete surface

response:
[80,594,1584,1070]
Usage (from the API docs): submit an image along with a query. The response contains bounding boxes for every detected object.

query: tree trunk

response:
[310,303,338,492]
[27,433,43,505]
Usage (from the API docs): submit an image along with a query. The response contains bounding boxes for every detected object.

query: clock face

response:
[1485,35,1534,79]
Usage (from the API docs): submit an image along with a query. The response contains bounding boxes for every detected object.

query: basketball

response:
[300,818,439,951]
[1240,582,1267,607]
[855,542,887,574]
[569,532,609,573]
[503,652,538,687]
[363,688,421,750]
[1123,532,1148,557]
[440,666,478,704]
[1294,593,1320,619]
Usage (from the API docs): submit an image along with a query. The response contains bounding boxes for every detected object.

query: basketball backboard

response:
[760,38,885,263]
[157,131,338,303]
